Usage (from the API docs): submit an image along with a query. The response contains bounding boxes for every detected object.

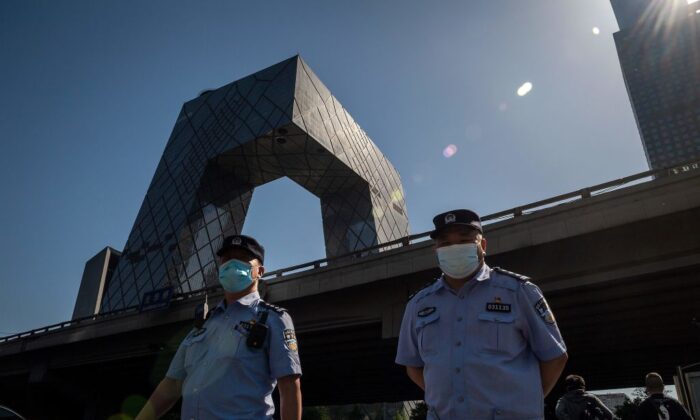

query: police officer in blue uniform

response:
[137,235,302,420]
[396,209,568,420]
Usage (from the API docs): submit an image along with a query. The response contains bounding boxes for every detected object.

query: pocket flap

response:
[416,310,440,329]
[184,330,207,345]
[478,312,515,323]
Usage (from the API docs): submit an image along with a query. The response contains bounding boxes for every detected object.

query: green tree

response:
[393,409,409,420]
[409,402,427,420]
[615,388,646,420]
[302,406,332,420]
[347,404,366,420]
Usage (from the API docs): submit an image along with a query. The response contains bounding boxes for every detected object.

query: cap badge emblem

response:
[232,237,242,245]
[445,213,457,224]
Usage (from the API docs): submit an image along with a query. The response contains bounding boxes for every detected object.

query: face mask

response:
[218,259,255,293]
[436,243,481,279]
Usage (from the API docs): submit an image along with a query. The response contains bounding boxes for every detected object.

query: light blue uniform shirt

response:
[166,291,302,420]
[396,264,567,420]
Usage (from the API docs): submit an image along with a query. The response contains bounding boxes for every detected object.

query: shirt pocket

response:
[183,331,208,369]
[416,311,441,357]
[217,327,243,359]
[477,312,521,355]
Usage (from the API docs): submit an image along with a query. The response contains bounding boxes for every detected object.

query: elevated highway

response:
[1,165,699,418]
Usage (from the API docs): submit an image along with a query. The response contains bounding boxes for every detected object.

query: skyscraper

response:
[76,56,410,315]
[611,0,700,169]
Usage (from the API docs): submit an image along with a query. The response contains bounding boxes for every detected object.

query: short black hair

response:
[645,372,664,392]
[565,374,586,391]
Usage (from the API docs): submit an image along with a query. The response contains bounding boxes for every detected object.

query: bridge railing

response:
[261,157,700,279]
[1,158,697,344]
[0,283,236,344]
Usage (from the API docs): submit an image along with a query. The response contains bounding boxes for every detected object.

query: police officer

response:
[136,235,302,420]
[395,209,568,419]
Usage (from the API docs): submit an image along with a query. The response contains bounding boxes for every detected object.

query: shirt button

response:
[455,368,461,373]
[456,341,462,347]
[458,396,465,403]
[457,316,463,322]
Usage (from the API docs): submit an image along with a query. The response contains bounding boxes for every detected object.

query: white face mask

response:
[436,243,481,279]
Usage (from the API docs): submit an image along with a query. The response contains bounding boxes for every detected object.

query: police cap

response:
[216,235,265,264]
[430,209,483,239]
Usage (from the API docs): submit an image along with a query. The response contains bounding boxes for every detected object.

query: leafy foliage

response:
[615,388,646,420]
[409,401,427,420]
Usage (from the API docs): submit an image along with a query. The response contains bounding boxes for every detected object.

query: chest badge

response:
[417,307,436,317]
[235,319,257,336]
[486,300,512,313]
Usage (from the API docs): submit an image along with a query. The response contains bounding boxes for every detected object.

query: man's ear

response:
[257,264,265,278]
[481,237,488,254]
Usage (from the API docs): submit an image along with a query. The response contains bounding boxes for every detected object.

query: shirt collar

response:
[213,290,261,313]
[474,263,491,282]
[436,263,491,292]
[237,290,261,306]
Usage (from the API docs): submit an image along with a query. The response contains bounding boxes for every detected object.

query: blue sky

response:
[0,0,646,335]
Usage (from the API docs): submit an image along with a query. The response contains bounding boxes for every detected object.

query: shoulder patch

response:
[534,298,556,325]
[283,329,298,352]
[408,279,438,301]
[493,267,530,282]
[258,300,287,314]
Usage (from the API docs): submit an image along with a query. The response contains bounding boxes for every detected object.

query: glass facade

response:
[99,56,409,312]
[612,0,700,169]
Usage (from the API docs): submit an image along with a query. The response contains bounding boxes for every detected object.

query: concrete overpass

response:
[1,164,699,418]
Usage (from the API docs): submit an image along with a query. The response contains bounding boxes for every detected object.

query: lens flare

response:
[517,82,533,97]
[442,144,458,158]
[636,0,692,41]
[592,27,600,35]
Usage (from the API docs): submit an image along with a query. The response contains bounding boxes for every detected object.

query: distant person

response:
[555,374,616,420]
[635,372,693,420]
[136,235,302,420]
[395,209,568,419]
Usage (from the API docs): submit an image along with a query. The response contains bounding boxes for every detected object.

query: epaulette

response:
[258,300,287,314]
[492,267,530,282]
[408,279,438,301]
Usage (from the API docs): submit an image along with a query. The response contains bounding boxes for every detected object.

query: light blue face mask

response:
[436,243,481,279]
[218,259,255,293]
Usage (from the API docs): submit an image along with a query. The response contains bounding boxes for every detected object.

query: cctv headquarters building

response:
[73,56,410,319]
